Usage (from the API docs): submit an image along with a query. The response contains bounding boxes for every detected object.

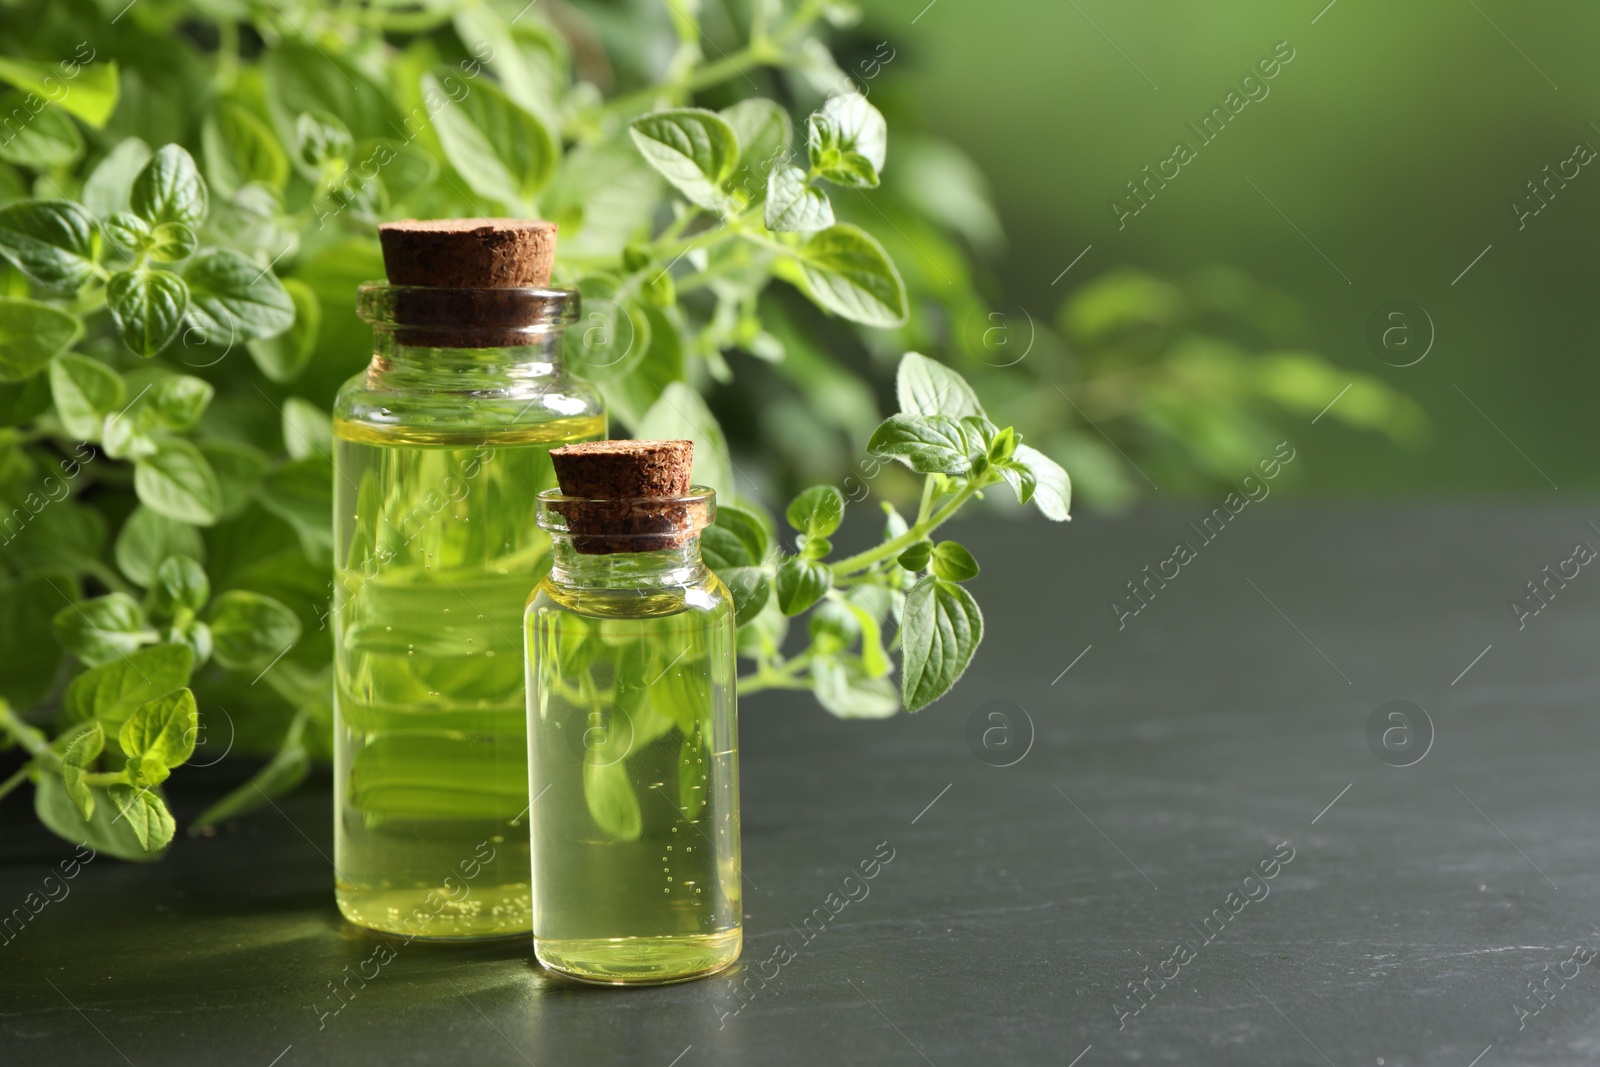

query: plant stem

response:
[0,703,59,772]
[0,762,32,800]
[737,674,811,694]
[653,209,761,261]
[831,478,988,577]
[85,561,134,598]
[737,649,815,694]
[915,474,938,524]
[603,0,827,116]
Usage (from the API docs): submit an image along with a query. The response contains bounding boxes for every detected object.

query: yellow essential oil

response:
[332,258,603,940]
[528,446,741,984]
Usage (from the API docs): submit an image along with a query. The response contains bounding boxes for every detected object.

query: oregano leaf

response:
[899,576,983,712]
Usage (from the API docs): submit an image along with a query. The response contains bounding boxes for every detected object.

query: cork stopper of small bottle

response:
[376,218,559,348]
[549,440,706,555]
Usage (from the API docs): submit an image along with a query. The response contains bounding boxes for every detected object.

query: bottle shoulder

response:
[334,366,605,441]
[527,571,733,623]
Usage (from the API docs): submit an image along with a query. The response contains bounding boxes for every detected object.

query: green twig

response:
[830,477,988,577]
[737,648,815,694]
[0,703,59,771]
[0,762,32,800]
[602,0,827,116]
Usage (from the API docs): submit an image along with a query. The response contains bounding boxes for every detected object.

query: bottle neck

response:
[547,534,706,591]
[367,329,565,392]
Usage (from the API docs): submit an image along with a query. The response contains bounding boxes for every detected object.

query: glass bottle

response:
[332,229,605,940]
[526,441,741,984]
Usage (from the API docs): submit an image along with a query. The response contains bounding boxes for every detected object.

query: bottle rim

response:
[357,283,580,332]
[536,486,717,543]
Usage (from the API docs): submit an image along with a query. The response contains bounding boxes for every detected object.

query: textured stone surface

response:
[3,506,1596,1066]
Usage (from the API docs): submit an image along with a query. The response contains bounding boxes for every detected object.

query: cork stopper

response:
[376,218,560,348]
[548,440,707,555]
[379,218,557,288]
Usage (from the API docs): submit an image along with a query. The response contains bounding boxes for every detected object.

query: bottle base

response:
[336,885,532,941]
[535,929,741,985]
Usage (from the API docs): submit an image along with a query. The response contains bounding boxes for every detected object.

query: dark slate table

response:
[4,505,1598,1067]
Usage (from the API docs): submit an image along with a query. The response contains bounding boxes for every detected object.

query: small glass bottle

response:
[332,219,604,940]
[526,440,742,984]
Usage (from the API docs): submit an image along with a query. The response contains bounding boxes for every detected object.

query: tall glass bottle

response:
[527,440,741,984]
[332,219,604,940]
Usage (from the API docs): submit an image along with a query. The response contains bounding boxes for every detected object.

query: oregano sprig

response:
[715,353,1070,714]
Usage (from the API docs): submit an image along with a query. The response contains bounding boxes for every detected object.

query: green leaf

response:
[202,101,289,195]
[183,248,295,342]
[0,200,99,289]
[997,457,1036,506]
[49,353,124,439]
[52,592,150,667]
[988,426,1019,464]
[130,144,207,228]
[147,222,197,262]
[0,296,82,382]
[60,722,104,819]
[868,413,973,474]
[0,90,84,168]
[713,500,772,562]
[207,590,300,671]
[293,109,352,172]
[807,94,887,188]
[898,541,932,572]
[931,541,980,582]
[119,688,197,769]
[34,772,167,861]
[258,456,333,557]
[843,596,890,677]
[584,757,642,841]
[424,70,556,209]
[807,598,859,649]
[150,555,209,617]
[812,657,899,718]
[145,375,213,432]
[106,269,189,356]
[115,506,204,587]
[1013,443,1071,521]
[775,556,831,615]
[199,440,268,519]
[281,396,331,461]
[722,98,793,197]
[0,372,51,426]
[64,642,193,727]
[701,526,755,569]
[899,577,984,712]
[628,108,739,212]
[2,504,104,576]
[134,438,222,525]
[713,566,771,627]
[264,44,401,144]
[82,139,151,216]
[0,573,67,708]
[635,382,735,501]
[0,57,119,127]
[778,224,907,327]
[896,351,985,420]
[766,166,835,232]
[107,782,176,852]
[246,278,318,383]
[191,738,309,829]
[101,211,151,254]
[786,484,845,538]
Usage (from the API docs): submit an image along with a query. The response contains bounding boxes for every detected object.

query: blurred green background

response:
[858,0,1596,496]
